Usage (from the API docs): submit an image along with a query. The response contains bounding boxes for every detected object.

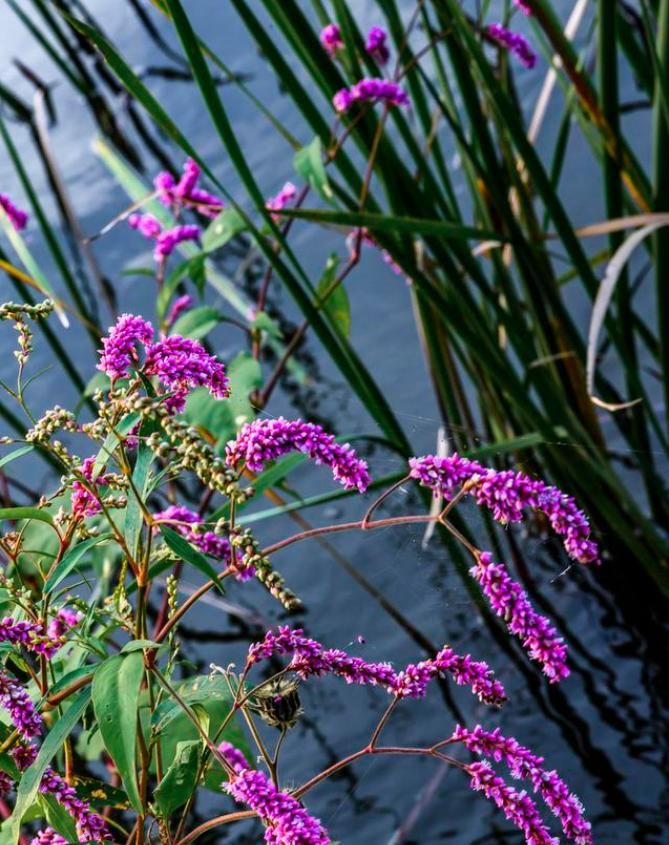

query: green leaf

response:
[0,507,55,529]
[159,527,226,595]
[251,310,282,340]
[201,208,246,252]
[157,255,206,322]
[92,652,145,813]
[293,136,332,200]
[171,305,221,340]
[154,740,201,816]
[0,445,33,470]
[316,253,350,338]
[124,444,153,560]
[120,639,161,654]
[39,795,78,843]
[45,533,113,593]
[93,412,140,478]
[8,688,91,845]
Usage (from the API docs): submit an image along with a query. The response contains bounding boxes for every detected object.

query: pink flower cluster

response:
[365,26,390,64]
[486,23,537,69]
[97,314,229,411]
[514,0,532,13]
[472,552,569,681]
[155,157,224,218]
[408,454,599,564]
[0,193,28,230]
[220,741,330,845]
[319,22,343,57]
[226,417,370,493]
[333,77,409,113]
[0,613,78,660]
[0,669,42,740]
[248,626,506,706]
[30,830,68,845]
[40,769,111,842]
[128,212,200,262]
[266,181,297,223]
[468,761,559,845]
[153,504,254,581]
[71,456,108,519]
[453,725,592,844]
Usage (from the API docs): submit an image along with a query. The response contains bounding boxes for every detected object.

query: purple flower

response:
[0,770,12,796]
[128,212,162,240]
[153,505,255,581]
[266,181,297,222]
[433,646,507,706]
[515,0,533,13]
[155,158,224,217]
[365,26,390,64]
[453,725,592,844]
[47,607,82,641]
[486,23,537,69]
[221,749,330,844]
[468,761,559,845]
[226,417,370,493]
[166,294,194,327]
[144,334,230,409]
[0,193,28,230]
[320,22,344,57]
[0,617,61,658]
[333,77,409,112]
[219,740,249,774]
[40,769,111,842]
[98,313,154,381]
[472,552,569,682]
[153,224,201,260]
[30,830,69,845]
[12,743,38,770]
[71,456,108,519]
[408,454,599,565]
[0,670,42,740]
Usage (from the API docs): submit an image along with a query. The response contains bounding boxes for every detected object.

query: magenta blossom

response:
[155,158,224,218]
[266,181,297,222]
[472,552,569,682]
[365,26,390,64]
[0,193,28,230]
[220,743,330,844]
[0,670,42,740]
[128,212,162,239]
[153,224,200,260]
[408,454,599,564]
[98,313,154,381]
[487,23,537,68]
[30,830,68,845]
[320,22,344,57]
[40,769,111,842]
[166,294,193,327]
[71,456,109,519]
[226,417,370,492]
[453,725,592,844]
[333,77,409,112]
[514,0,532,13]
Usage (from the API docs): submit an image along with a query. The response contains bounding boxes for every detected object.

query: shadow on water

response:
[0,1,668,842]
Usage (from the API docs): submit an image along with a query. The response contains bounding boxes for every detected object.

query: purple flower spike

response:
[98,313,154,380]
[333,77,409,112]
[472,552,569,682]
[144,334,230,405]
[0,193,28,230]
[30,829,69,845]
[515,0,533,14]
[320,22,344,57]
[468,761,559,845]
[453,725,593,844]
[128,212,162,240]
[71,455,109,519]
[221,745,331,844]
[226,417,370,492]
[0,670,42,740]
[153,224,200,260]
[365,26,390,64]
[40,769,111,842]
[166,293,194,327]
[266,181,297,222]
[155,158,224,217]
[487,23,537,69]
[408,454,599,565]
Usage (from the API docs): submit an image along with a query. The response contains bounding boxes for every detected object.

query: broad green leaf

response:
[293,136,332,200]
[9,689,91,845]
[39,795,78,843]
[45,534,113,593]
[171,305,221,340]
[154,740,201,816]
[201,208,246,252]
[0,445,33,470]
[159,527,226,595]
[92,652,145,813]
[316,253,350,338]
[120,640,161,654]
[0,507,55,529]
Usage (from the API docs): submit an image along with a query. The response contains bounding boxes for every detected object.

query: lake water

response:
[1,2,668,843]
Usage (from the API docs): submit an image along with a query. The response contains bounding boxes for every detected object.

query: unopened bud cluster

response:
[229,525,301,611]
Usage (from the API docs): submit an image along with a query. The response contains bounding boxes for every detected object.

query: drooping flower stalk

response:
[220,742,330,845]
[333,78,409,113]
[226,417,370,492]
[467,761,559,845]
[452,725,592,844]
[408,454,599,564]
[471,552,569,681]
[365,26,390,64]
[486,23,537,69]
[0,670,42,740]
[0,193,28,230]
[320,22,344,57]
[40,769,111,842]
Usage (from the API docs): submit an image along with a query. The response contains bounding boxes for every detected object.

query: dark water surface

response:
[1,2,668,843]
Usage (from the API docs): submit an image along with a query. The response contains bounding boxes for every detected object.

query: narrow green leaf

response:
[9,689,91,845]
[0,445,33,470]
[92,653,145,813]
[45,533,113,593]
[293,136,332,200]
[154,740,201,816]
[159,527,226,595]
[0,507,55,528]
[124,444,153,560]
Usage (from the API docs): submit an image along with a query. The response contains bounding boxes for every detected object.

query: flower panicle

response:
[226,417,370,493]
[333,77,409,113]
[320,22,344,57]
[486,23,537,69]
[155,157,224,217]
[365,26,390,64]
[0,193,28,231]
